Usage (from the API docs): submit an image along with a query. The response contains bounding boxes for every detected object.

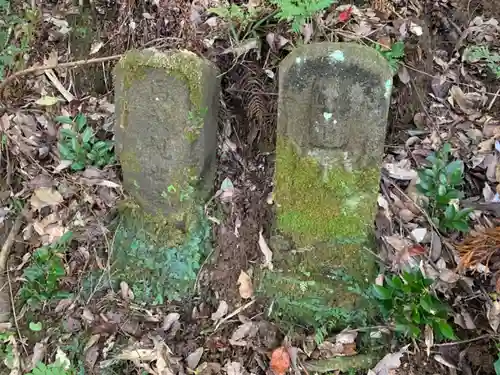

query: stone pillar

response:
[112,49,219,303]
[263,43,392,326]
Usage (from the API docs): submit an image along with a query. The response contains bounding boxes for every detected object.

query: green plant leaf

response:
[451,220,469,233]
[59,231,73,244]
[444,204,456,220]
[71,161,85,171]
[29,321,42,331]
[391,41,405,58]
[446,159,463,177]
[437,320,455,340]
[58,143,74,160]
[494,355,500,375]
[74,113,87,132]
[441,143,451,156]
[419,294,437,315]
[373,285,392,300]
[437,184,447,197]
[55,115,74,125]
[60,128,76,139]
[82,127,93,144]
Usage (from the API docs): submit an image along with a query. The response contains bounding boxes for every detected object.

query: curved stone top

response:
[278,42,393,169]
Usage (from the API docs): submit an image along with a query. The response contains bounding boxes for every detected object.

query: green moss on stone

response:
[118,199,191,247]
[260,137,381,327]
[275,137,380,246]
[112,202,211,304]
[119,150,141,173]
[115,49,205,110]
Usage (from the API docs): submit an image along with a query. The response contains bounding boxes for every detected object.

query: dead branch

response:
[0,54,123,98]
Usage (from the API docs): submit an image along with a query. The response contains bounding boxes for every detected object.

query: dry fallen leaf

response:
[439,269,460,283]
[230,322,256,344]
[120,281,134,300]
[30,342,46,371]
[270,346,291,375]
[454,310,476,330]
[35,95,60,106]
[90,41,104,55]
[383,162,418,180]
[211,300,228,321]
[266,32,289,51]
[258,230,273,270]
[410,227,427,243]
[222,38,260,59]
[487,300,500,332]
[237,270,254,299]
[163,313,180,331]
[449,86,481,114]
[424,324,433,357]
[370,344,409,375]
[30,187,63,210]
[226,361,244,375]
[185,347,203,370]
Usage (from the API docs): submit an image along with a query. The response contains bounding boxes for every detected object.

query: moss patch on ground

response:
[261,137,381,327]
[110,203,211,304]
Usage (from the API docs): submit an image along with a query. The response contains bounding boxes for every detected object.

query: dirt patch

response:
[455,0,500,23]
[396,351,453,375]
[204,53,277,304]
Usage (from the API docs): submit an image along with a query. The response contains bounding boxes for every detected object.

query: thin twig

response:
[193,248,215,294]
[488,88,500,111]
[214,298,257,331]
[434,333,494,347]
[0,54,123,97]
[0,207,29,272]
[7,261,27,356]
[296,354,310,375]
[342,325,393,333]
[403,63,500,96]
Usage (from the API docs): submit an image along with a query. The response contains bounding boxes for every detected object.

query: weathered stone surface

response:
[114,49,219,217]
[111,49,219,303]
[262,43,392,326]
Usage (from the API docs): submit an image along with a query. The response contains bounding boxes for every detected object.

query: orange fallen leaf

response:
[270,346,290,375]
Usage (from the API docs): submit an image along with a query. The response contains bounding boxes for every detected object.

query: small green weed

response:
[372,268,455,340]
[56,113,115,171]
[0,333,14,369]
[185,107,207,143]
[209,4,259,28]
[272,0,336,32]
[465,45,500,79]
[417,143,472,233]
[27,362,73,375]
[0,0,38,80]
[20,232,73,307]
[375,41,405,72]
[209,4,275,41]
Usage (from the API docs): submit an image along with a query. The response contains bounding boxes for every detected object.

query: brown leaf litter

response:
[458,226,500,279]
